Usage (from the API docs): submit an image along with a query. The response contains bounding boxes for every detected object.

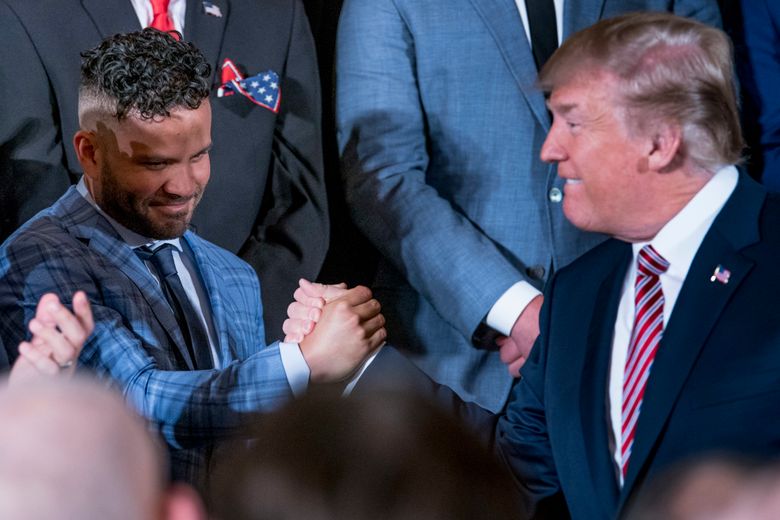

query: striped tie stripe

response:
[621,245,669,478]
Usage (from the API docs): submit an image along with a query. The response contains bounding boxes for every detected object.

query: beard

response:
[96,162,203,240]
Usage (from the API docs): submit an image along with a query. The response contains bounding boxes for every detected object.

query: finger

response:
[28,319,78,367]
[34,293,62,327]
[287,301,323,322]
[507,356,526,378]
[17,341,60,376]
[293,287,326,309]
[284,333,304,343]
[352,298,382,320]
[499,338,522,364]
[300,279,349,302]
[365,326,388,352]
[45,298,90,350]
[332,286,373,306]
[361,313,386,337]
[72,291,95,335]
[282,318,314,338]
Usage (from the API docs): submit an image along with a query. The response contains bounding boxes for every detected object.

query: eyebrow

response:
[546,101,578,115]
[191,143,213,159]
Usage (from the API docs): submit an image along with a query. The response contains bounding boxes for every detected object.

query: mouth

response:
[564,179,583,185]
[149,199,193,215]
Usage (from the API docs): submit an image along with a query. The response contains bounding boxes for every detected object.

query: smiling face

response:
[540,71,666,241]
[80,100,212,239]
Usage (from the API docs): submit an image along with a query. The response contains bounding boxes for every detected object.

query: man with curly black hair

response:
[0,29,385,492]
[0,0,327,342]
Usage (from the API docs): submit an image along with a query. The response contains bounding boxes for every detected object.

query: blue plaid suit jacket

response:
[0,187,293,488]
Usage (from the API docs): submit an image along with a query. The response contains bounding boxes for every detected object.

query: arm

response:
[0,1,72,241]
[737,0,780,191]
[240,0,329,339]
[0,242,380,450]
[336,0,529,342]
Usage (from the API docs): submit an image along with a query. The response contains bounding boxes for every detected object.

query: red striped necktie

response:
[621,244,669,479]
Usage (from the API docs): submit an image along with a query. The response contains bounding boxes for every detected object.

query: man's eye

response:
[143,161,167,170]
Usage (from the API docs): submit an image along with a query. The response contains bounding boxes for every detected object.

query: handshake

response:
[283,280,387,383]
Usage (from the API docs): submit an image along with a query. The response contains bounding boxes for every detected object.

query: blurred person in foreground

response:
[209,390,517,520]
[0,377,204,520]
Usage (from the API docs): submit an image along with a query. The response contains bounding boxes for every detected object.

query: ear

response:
[646,122,682,172]
[73,130,101,180]
[161,483,206,520]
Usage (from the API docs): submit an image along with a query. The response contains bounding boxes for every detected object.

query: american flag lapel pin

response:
[710,265,731,284]
[202,1,222,17]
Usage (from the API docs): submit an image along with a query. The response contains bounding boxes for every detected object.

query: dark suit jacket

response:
[362,173,780,519]
[0,0,328,340]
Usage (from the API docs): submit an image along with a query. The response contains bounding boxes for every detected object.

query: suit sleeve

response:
[336,0,527,341]
[239,0,329,340]
[495,273,569,518]
[737,0,780,191]
[0,1,72,241]
[0,235,292,451]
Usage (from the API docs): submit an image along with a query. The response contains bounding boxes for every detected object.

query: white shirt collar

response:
[631,165,739,278]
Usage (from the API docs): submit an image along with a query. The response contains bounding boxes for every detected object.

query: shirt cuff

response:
[485,281,542,336]
[279,341,310,398]
[342,347,383,397]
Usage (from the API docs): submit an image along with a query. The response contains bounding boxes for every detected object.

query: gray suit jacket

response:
[336,0,722,411]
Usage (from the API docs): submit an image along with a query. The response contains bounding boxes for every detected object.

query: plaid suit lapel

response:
[57,189,196,370]
[183,233,236,361]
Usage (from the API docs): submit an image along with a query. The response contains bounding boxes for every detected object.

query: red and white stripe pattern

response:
[621,245,669,479]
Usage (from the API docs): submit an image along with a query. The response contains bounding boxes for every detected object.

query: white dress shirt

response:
[130,0,187,33]
[486,0,565,335]
[608,166,739,485]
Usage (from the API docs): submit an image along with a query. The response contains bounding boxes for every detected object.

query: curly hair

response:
[79,28,211,121]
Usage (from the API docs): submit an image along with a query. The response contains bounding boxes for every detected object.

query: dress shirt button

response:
[525,265,546,281]
[549,187,563,203]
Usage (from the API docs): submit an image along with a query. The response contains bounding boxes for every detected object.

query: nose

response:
[540,125,565,164]
[161,164,198,198]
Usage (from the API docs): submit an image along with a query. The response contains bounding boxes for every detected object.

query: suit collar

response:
[617,172,766,509]
[576,242,630,517]
[81,0,143,37]
[466,0,550,131]
[185,0,229,86]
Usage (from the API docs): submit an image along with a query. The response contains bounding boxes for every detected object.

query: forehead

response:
[108,100,212,155]
[547,69,623,114]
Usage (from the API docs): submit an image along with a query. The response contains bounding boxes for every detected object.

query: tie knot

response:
[637,245,669,277]
[136,243,178,278]
[150,0,170,16]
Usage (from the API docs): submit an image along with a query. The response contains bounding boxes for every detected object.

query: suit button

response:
[526,265,546,280]
[549,187,562,203]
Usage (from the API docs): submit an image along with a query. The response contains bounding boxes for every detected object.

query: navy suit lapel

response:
[571,242,630,518]
[466,0,550,131]
[80,0,143,36]
[56,190,196,370]
[185,0,229,86]
[619,174,765,505]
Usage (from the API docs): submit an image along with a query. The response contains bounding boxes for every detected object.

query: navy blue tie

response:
[136,244,214,370]
[527,0,558,70]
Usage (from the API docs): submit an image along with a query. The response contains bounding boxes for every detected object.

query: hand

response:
[498,295,543,377]
[283,279,348,342]
[299,286,386,383]
[9,292,94,385]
